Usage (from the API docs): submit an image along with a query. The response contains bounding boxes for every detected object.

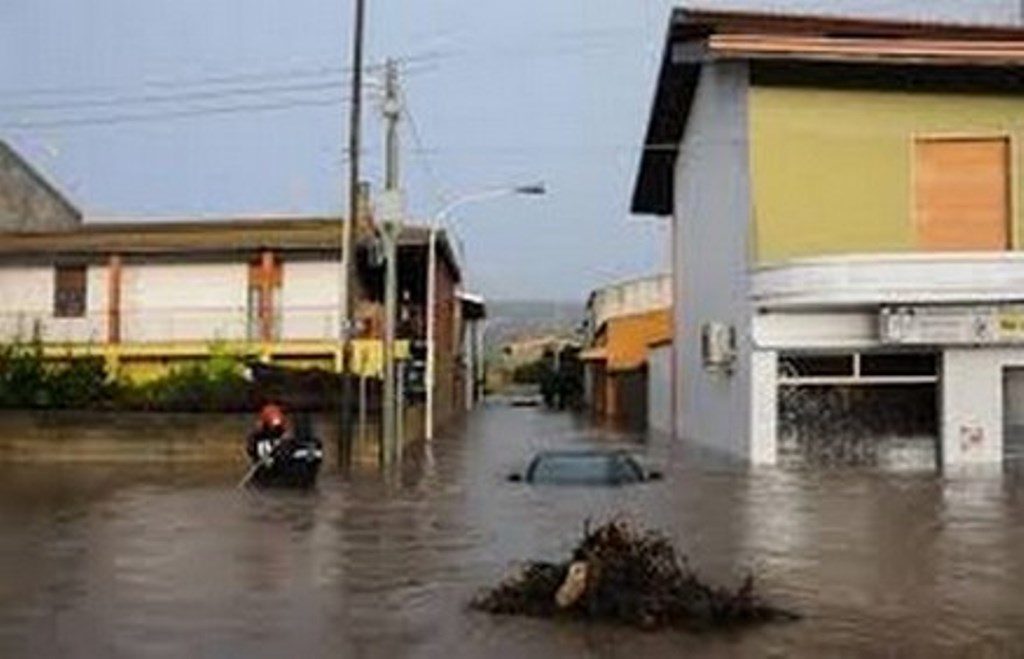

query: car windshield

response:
[527,452,643,485]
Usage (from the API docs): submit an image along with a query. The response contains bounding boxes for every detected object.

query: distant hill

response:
[484,299,583,352]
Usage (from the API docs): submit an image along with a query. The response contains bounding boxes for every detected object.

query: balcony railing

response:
[0,305,349,345]
[588,273,672,332]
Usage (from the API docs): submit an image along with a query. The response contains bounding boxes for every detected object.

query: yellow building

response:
[632,10,1024,467]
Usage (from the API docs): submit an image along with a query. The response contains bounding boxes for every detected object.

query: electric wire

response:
[0,95,351,130]
[399,89,451,209]
[0,79,362,113]
[0,64,360,101]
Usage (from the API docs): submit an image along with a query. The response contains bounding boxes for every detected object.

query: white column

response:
[941,349,1004,468]
[749,350,778,466]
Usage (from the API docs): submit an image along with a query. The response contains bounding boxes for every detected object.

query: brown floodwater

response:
[0,405,1022,657]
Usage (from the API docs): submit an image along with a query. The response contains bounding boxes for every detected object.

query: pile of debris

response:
[472,520,794,631]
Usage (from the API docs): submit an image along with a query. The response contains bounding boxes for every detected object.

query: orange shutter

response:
[915,137,1011,251]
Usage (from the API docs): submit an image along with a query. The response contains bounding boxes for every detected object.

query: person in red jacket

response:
[247,403,288,463]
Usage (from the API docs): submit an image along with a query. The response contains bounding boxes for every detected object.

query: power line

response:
[400,90,450,208]
[0,95,349,130]
[407,143,679,155]
[0,29,638,105]
[0,64,359,100]
[0,79,360,113]
[0,53,447,103]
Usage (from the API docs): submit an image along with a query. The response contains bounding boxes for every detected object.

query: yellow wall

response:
[41,339,409,382]
[605,308,672,372]
[749,86,1024,263]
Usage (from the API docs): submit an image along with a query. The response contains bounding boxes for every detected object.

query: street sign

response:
[880,305,1024,346]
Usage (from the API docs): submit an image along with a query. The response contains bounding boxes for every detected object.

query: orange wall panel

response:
[605,308,672,373]
[914,137,1010,251]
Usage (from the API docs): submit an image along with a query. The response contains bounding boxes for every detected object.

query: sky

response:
[1,0,1019,302]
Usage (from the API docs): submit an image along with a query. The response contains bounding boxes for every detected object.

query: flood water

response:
[1,405,1023,656]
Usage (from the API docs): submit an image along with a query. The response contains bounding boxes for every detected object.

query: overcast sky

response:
[1,1,1019,301]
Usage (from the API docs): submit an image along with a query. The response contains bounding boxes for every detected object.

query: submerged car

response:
[509,449,662,486]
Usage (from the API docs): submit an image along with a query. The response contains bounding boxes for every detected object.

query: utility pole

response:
[339,0,366,469]
[380,59,402,467]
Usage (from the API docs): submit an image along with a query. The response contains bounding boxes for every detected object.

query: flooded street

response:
[1,406,1023,657]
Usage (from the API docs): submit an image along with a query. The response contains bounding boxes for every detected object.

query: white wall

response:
[755,310,879,351]
[940,348,1024,467]
[121,262,248,342]
[647,343,672,436]
[280,260,341,341]
[461,317,485,410]
[588,274,671,336]
[0,264,106,344]
[0,257,345,345]
[674,62,758,462]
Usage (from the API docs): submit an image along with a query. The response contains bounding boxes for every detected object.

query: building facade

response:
[458,292,487,411]
[582,274,672,428]
[0,143,477,436]
[632,10,1024,467]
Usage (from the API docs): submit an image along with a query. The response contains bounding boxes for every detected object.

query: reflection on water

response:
[0,405,1023,656]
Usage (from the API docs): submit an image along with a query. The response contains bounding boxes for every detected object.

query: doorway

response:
[1002,367,1024,461]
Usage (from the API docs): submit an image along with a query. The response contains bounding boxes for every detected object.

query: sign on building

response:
[881,305,1024,346]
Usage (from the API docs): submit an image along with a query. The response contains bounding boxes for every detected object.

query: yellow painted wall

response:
[750,86,1024,263]
[40,339,410,382]
[605,308,672,373]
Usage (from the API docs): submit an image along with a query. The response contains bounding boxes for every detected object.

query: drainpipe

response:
[107,254,122,345]
[106,254,122,374]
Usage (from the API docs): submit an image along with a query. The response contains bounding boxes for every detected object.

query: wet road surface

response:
[1,405,1023,656]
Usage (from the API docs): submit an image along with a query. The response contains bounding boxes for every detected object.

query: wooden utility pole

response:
[339,0,366,469]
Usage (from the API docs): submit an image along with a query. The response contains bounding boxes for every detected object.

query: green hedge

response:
[0,338,257,412]
[0,338,110,409]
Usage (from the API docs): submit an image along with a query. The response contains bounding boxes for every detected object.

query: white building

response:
[0,218,367,371]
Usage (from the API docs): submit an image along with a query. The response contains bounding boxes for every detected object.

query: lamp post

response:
[424,183,546,440]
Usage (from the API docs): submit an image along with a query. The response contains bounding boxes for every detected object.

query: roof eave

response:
[630,8,1024,216]
[630,33,703,216]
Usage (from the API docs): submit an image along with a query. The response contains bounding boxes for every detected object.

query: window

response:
[779,354,854,378]
[914,136,1011,251]
[778,351,938,383]
[54,265,87,318]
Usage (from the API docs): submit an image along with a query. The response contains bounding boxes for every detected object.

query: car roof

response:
[532,448,636,459]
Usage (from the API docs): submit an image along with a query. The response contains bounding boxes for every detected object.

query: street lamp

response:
[424,183,546,440]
